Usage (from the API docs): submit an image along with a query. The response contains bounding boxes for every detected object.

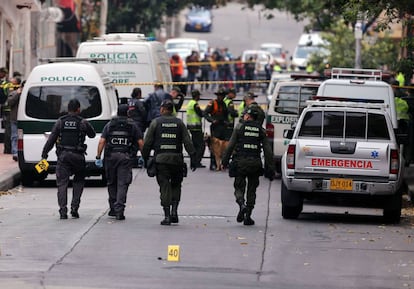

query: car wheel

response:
[281,181,303,219]
[383,193,402,224]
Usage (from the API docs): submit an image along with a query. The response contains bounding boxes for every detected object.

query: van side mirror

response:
[284,129,294,139]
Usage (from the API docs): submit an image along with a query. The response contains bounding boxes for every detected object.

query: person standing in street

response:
[221,106,275,225]
[204,87,229,170]
[41,99,96,219]
[127,87,147,134]
[96,104,144,220]
[7,79,24,161]
[142,99,197,226]
[187,89,206,168]
[223,87,239,141]
[143,81,169,127]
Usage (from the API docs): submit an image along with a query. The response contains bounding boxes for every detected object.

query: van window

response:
[26,86,102,119]
[299,110,390,140]
[275,85,318,114]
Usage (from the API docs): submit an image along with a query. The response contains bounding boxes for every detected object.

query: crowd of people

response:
[169,47,279,95]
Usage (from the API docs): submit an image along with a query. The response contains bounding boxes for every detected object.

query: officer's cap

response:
[160,99,174,111]
[117,104,129,116]
[227,87,236,94]
[191,89,201,97]
[244,91,258,99]
[246,107,259,120]
[214,87,227,96]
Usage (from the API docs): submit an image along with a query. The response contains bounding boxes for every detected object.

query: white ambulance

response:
[17,59,118,185]
[76,33,172,99]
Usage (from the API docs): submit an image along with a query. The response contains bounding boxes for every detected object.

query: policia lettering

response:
[154,120,182,153]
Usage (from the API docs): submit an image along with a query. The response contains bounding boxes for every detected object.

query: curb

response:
[0,168,21,191]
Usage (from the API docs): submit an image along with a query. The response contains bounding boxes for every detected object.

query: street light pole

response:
[355,21,362,69]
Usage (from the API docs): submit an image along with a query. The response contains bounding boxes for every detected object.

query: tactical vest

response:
[154,117,183,155]
[106,117,135,154]
[236,121,262,157]
[186,99,201,128]
[58,114,85,152]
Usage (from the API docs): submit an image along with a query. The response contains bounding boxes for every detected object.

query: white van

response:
[76,33,172,99]
[17,59,118,185]
[317,68,397,128]
[164,37,200,55]
[266,74,323,173]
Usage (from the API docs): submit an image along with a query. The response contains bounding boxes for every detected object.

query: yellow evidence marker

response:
[167,245,180,262]
[35,159,49,173]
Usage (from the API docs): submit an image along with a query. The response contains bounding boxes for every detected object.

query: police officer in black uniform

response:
[96,104,144,220]
[41,99,96,219]
[221,106,275,225]
[142,99,197,225]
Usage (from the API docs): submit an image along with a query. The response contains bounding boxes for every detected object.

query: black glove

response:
[264,168,275,181]
[41,153,48,160]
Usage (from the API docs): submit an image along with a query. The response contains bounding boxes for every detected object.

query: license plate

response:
[195,24,202,29]
[330,178,353,190]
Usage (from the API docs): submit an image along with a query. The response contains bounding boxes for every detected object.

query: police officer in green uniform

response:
[240,92,266,126]
[187,89,205,168]
[96,104,144,220]
[223,87,239,141]
[221,106,275,225]
[142,100,197,225]
[41,99,96,219]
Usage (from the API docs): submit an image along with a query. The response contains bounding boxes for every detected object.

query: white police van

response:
[17,58,118,185]
[281,100,405,223]
[76,33,172,99]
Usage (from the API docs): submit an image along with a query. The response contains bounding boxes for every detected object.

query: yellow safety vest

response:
[186,99,201,127]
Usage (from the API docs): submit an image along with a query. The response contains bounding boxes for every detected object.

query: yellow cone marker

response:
[167,245,180,262]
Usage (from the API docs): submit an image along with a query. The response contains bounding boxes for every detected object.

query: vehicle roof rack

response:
[306,100,388,110]
[39,57,106,63]
[327,67,383,81]
[290,73,324,80]
[92,33,146,41]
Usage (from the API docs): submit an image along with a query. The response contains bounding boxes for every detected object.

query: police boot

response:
[161,207,171,226]
[171,201,179,223]
[243,207,255,226]
[70,207,79,219]
[236,199,246,223]
[59,208,68,220]
[210,154,217,171]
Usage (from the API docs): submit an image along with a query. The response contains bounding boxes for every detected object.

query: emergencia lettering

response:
[311,158,373,169]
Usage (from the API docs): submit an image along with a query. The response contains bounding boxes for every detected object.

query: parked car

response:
[260,43,287,68]
[185,7,213,32]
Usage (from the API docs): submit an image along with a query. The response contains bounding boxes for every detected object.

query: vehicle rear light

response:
[266,122,274,138]
[390,149,399,174]
[17,129,23,151]
[287,144,296,169]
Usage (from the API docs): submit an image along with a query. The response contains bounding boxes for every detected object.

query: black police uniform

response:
[222,111,274,225]
[127,97,147,133]
[142,104,196,225]
[41,113,96,219]
[101,116,142,219]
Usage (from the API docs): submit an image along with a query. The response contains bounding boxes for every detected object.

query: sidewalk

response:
[0,143,21,191]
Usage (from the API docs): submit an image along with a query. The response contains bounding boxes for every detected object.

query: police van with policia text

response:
[76,33,172,100]
[17,58,118,185]
[281,100,406,223]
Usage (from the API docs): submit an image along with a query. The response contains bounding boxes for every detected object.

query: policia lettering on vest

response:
[96,104,144,220]
[142,99,197,226]
[221,107,275,226]
[41,99,96,219]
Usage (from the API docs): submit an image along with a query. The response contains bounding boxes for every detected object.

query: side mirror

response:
[283,129,294,139]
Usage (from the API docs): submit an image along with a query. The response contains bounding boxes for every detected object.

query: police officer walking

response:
[142,100,197,226]
[240,92,266,126]
[187,89,206,168]
[96,104,144,220]
[41,99,96,219]
[221,107,275,225]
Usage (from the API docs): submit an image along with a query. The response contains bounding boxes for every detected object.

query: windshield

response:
[26,85,102,119]
[275,85,318,115]
[294,46,323,59]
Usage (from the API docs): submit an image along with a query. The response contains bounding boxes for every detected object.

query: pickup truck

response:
[280,100,405,223]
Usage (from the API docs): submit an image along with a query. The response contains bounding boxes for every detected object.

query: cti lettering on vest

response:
[40,76,86,82]
[311,158,373,169]
[64,121,77,129]
[110,137,129,145]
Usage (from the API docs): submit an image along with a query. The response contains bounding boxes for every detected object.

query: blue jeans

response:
[11,121,18,156]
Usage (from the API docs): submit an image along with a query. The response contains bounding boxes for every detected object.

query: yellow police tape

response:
[114,80,270,86]
[35,159,49,174]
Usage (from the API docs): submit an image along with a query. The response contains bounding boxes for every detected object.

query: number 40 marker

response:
[167,245,180,262]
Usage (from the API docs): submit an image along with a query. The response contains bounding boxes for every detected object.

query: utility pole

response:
[355,21,363,69]
[100,0,108,36]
